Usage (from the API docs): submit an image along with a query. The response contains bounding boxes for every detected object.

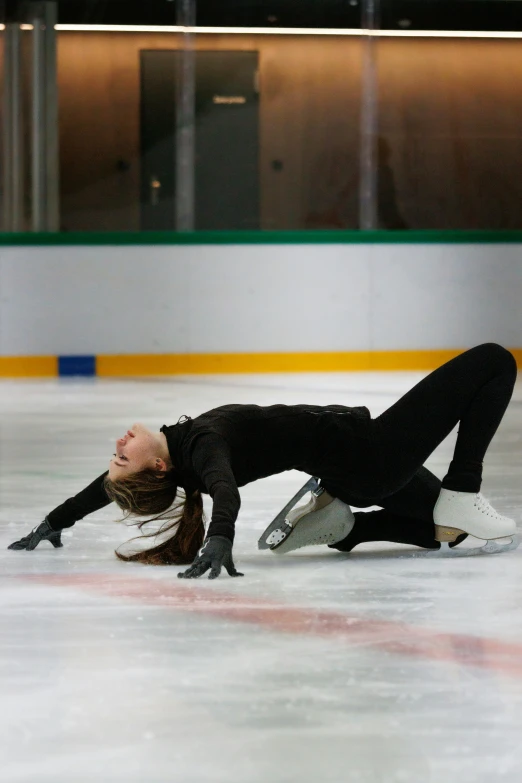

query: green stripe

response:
[1,230,522,246]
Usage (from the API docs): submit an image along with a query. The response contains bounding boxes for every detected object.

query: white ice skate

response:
[259,485,355,554]
[428,488,520,557]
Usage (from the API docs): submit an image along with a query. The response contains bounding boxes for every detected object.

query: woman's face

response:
[108,422,159,480]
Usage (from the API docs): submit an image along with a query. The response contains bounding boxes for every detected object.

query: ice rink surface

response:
[1,370,522,783]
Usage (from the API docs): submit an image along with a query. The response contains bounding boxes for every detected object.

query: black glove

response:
[8,518,63,551]
[178,535,243,580]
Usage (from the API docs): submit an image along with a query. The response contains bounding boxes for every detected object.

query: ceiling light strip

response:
[1,23,521,39]
[54,25,522,39]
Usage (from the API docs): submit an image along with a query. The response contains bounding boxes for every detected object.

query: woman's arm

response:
[178,435,243,579]
[190,436,241,541]
[7,471,113,551]
[46,471,112,530]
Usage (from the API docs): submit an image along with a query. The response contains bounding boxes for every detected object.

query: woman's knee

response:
[475,343,517,376]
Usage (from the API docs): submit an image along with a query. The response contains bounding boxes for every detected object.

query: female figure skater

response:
[8,343,519,579]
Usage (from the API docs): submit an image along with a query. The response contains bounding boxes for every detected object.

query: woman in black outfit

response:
[8,343,519,579]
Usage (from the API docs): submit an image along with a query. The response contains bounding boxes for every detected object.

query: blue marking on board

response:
[58,356,96,377]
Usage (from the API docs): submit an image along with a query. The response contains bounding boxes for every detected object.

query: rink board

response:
[0,235,521,376]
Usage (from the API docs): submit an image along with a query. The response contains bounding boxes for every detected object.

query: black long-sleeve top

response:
[47,403,371,541]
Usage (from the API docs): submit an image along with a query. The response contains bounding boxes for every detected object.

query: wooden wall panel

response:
[57,34,522,232]
[57,32,363,231]
[257,36,363,229]
[377,39,522,229]
[57,32,167,231]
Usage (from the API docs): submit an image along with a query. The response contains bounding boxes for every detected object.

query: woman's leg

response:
[333,465,445,551]
[269,345,516,554]
[356,343,517,499]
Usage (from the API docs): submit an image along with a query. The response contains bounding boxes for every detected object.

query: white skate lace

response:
[475,493,504,520]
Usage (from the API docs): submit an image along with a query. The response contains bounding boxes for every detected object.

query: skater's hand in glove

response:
[8,518,63,551]
[178,535,243,580]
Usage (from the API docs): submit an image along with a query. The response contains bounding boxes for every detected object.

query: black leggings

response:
[333,343,518,551]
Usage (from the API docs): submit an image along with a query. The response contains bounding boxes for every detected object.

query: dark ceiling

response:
[3,0,522,32]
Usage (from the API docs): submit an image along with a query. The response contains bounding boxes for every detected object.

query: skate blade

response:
[258,477,320,550]
[421,534,520,558]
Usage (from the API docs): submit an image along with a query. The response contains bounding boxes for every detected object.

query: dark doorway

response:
[140,50,259,230]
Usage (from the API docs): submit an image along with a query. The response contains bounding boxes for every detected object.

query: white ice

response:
[1,371,522,783]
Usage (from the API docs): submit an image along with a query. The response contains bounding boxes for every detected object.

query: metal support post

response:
[31,4,46,231]
[175,0,196,231]
[2,23,24,231]
[2,24,14,231]
[45,1,59,231]
[359,0,379,230]
[31,1,58,232]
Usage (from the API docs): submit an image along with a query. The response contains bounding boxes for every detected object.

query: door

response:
[140,50,259,230]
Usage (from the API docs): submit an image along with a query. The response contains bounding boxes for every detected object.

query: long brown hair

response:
[103,468,205,565]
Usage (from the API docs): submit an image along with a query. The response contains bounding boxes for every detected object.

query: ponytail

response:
[103,471,205,565]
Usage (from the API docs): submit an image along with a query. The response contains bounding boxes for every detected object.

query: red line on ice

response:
[21,572,522,678]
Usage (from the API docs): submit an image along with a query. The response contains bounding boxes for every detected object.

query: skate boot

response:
[431,488,519,556]
[260,485,355,554]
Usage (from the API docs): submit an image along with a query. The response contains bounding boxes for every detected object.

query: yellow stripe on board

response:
[96,351,447,375]
[96,348,522,375]
[1,349,521,378]
[0,356,58,377]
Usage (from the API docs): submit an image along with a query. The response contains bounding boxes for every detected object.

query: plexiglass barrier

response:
[1,0,522,232]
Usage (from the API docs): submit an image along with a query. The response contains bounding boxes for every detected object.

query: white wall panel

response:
[371,245,522,349]
[0,243,520,356]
